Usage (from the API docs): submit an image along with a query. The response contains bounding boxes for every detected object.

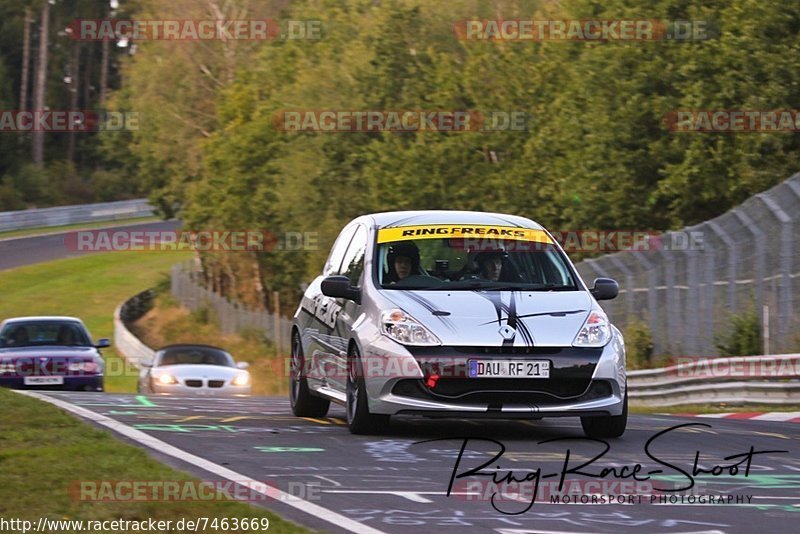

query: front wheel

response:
[346,346,390,435]
[290,332,330,417]
[581,390,627,438]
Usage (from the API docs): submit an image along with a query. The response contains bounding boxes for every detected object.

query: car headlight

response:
[68,361,99,373]
[232,374,250,386]
[573,310,612,347]
[157,373,178,385]
[381,309,441,346]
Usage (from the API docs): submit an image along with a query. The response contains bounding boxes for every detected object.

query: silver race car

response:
[291,211,626,436]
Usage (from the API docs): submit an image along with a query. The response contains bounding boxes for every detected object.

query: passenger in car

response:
[476,250,524,283]
[477,251,503,281]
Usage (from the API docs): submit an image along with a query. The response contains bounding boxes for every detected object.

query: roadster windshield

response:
[376,228,579,291]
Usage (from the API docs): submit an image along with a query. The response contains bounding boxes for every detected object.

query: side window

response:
[339,225,368,284]
[323,226,357,276]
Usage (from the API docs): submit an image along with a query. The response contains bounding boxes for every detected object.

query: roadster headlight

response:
[573,310,612,347]
[158,373,178,385]
[232,374,250,386]
[381,309,441,346]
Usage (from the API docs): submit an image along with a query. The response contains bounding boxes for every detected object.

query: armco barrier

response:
[628,354,800,407]
[0,198,153,232]
[113,290,156,369]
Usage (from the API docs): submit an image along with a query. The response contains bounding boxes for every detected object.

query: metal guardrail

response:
[628,354,800,406]
[113,291,156,369]
[0,199,154,232]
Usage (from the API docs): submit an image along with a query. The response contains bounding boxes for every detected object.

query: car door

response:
[326,224,368,392]
[302,224,357,389]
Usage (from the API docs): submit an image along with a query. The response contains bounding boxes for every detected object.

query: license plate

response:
[468,359,550,378]
[24,376,64,385]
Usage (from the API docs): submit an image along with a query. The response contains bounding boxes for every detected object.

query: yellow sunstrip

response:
[376,224,553,244]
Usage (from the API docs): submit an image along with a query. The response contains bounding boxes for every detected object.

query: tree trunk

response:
[99,37,109,105]
[67,42,81,163]
[19,7,31,111]
[32,1,50,167]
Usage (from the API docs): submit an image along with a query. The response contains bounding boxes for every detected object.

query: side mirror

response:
[321,275,361,303]
[236,361,250,370]
[140,361,153,368]
[95,338,111,349]
[590,278,619,301]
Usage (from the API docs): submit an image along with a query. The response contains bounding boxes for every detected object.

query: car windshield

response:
[376,225,579,291]
[158,347,235,367]
[0,321,92,347]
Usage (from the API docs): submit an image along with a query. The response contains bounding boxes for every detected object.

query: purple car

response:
[0,316,107,391]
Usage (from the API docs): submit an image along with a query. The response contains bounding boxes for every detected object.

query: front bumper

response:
[0,375,104,391]
[365,335,626,418]
[150,383,251,396]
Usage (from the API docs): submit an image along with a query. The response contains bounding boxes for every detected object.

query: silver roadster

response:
[291,211,626,436]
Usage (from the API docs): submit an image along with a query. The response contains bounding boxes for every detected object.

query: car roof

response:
[1,316,84,325]
[156,343,229,352]
[362,210,544,230]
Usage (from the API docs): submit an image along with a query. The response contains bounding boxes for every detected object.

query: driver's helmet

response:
[386,242,421,282]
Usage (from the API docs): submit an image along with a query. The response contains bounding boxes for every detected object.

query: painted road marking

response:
[14,390,387,534]
[302,417,330,425]
[176,415,206,423]
[255,446,325,453]
[753,431,791,440]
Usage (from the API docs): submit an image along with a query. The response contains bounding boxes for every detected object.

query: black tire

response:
[290,332,330,418]
[346,345,390,435]
[581,390,627,438]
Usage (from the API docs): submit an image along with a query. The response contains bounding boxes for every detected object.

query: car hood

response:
[0,346,100,360]
[154,365,243,378]
[383,290,594,347]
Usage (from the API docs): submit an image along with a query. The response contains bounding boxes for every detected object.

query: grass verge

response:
[0,216,161,240]
[0,251,191,392]
[0,388,309,532]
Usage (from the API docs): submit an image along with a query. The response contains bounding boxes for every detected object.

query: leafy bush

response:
[716,309,761,357]
[624,320,654,370]
[190,304,214,325]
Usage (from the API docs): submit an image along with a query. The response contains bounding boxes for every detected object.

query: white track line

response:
[14,390,386,534]
[751,412,800,422]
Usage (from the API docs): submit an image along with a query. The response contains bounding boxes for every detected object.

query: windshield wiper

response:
[426,280,498,290]
[528,284,577,291]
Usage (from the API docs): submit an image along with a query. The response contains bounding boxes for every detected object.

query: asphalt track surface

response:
[0,219,181,271]
[31,392,800,534]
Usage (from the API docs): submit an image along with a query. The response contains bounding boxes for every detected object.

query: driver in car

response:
[386,242,421,283]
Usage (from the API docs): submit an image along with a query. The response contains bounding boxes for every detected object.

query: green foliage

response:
[190,304,214,325]
[716,308,762,357]
[624,320,654,370]
[77,0,800,303]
